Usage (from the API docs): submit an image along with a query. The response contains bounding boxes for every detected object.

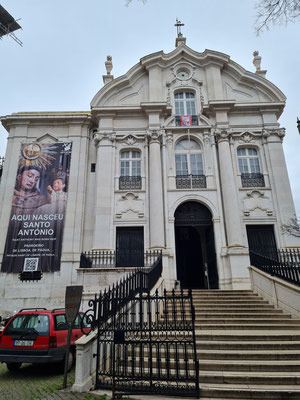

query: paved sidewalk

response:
[0,362,101,400]
[0,362,189,400]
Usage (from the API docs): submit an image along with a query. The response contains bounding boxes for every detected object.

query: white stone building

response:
[0,36,299,314]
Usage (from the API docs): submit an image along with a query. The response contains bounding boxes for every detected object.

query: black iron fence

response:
[81,253,200,398]
[80,249,161,269]
[176,174,206,189]
[82,253,163,334]
[249,248,300,286]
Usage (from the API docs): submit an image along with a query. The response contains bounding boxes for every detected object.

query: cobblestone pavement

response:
[0,362,103,400]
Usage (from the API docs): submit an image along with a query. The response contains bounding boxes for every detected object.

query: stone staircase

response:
[191,289,300,399]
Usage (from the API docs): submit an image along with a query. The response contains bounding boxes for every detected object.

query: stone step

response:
[198,371,300,385]
[197,349,300,360]
[193,303,277,309]
[194,308,286,313]
[195,330,300,341]
[192,299,270,304]
[195,312,288,318]
[168,290,254,295]
[191,294,261,299]
[161,314,291,322]
[195,318,298,324]
[196,340,300,350]
[199,384,300,399]
[114,359,300,373]
[198,359,300,372]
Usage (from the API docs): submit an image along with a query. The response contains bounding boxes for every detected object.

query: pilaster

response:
[92,131,116,250]
[148,129,165,249]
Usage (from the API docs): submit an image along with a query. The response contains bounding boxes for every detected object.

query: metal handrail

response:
[81,251,162,334]
[249,249,300,286]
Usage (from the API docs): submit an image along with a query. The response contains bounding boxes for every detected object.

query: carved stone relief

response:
[115,192,144,219]
[242,189,273,217]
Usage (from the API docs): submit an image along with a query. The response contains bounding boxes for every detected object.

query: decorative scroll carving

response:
[115,192,144,219]
[147,129,164,144]
[93,131,116,147]
[242,189,273,216]
[214,128,232,143]
[262,128,286,140]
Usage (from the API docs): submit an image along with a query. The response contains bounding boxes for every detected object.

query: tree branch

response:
[255,0,300,35]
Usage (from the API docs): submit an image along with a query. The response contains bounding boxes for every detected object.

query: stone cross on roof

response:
[175,18,184,37]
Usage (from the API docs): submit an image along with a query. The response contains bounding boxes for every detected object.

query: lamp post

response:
[297,117,300,134]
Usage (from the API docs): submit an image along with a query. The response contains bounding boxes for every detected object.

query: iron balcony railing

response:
[241,172,265,187]
[119,175,142,190]
[80,249,162,269]
[249,248,300,286]
[175,115,198,126]
[176,174,206,189]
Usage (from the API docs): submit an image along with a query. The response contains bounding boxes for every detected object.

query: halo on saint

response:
[20,143,57,169]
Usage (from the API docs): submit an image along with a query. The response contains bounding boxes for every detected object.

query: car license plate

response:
[13,340,34,347]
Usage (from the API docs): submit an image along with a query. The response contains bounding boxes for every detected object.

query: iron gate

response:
[96,289,199,398]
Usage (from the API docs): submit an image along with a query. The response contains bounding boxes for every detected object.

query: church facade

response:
[0,37,298,314]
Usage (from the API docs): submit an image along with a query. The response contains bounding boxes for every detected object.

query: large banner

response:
[1,142,72,273]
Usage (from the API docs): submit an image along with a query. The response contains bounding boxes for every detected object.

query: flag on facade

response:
[180,115,192,126]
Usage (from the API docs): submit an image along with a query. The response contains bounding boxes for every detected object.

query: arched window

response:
[175,138,206,188]
[237,147,265,187]
[174,92,198,126]
[119,150,142,190]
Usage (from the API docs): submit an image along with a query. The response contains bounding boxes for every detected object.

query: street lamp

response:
[297,117,300,135]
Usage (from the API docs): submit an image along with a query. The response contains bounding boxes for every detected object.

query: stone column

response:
[92,131,115,250]
[215,128,244,247]
[263,128,299,247]
[148,130,165,249]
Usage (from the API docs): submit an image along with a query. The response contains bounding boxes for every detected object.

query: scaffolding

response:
[0,4,22,46]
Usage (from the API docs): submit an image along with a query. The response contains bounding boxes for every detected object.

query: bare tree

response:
[125,0,147,5]
[125,1,300,34]
[255,0,300,34]
[281,216,300,237]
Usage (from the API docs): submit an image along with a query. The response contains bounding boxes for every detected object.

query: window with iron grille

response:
[119,150,142,190]
[175,139,206,188]
[237,147,265,187]
[174,92,198,126]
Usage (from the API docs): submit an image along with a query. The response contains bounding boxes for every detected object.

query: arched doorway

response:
[174,201,218,289]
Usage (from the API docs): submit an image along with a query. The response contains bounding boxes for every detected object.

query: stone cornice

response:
[1,112,91,131]
[232,102,285,119]
[205,100,236,113]
[140,102,172,116]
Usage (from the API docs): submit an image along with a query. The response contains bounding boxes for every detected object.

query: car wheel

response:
[6,362,22,371]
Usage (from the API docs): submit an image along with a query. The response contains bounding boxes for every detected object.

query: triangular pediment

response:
[36,133,58,143]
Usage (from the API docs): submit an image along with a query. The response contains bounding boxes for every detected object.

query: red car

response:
[0,308,88,372]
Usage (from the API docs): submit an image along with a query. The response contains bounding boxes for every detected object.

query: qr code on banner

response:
[23,258,39,272]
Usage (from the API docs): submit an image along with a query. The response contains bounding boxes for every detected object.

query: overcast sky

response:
[1,0,299,215]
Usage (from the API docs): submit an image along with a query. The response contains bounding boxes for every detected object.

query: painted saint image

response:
[1,142,72,273]
[12,166,48,215]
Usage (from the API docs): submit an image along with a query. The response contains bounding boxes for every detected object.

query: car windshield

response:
[4,314,49,336]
